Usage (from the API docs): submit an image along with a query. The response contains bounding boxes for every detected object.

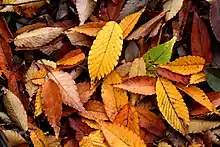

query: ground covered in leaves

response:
[0,0,220,146]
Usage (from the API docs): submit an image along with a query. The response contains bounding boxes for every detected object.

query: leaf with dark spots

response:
[191,11,212,64]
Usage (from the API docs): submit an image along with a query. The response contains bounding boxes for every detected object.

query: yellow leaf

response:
[159,56,205,75]
[176,84,217,113]
[56,49,85,66]
[37,59,57,69]
[32,68,47,85]
[129,57,146,78]
[102,76,128,122]
[158,142,172,147]
[105,71,122,85]
[30,129,47,147]
[114,104,140,135]
[79,130,108,147]
[82,118,100,129]
[73,21,107,36]
[156,78,189,134]
[34,88,42,117]
[99,121,146,147]
[119,7,145,38]
[88,21,123,82]
[190,72,206,84]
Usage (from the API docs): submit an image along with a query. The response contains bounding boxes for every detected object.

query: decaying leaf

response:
[114,76,156,95]
[159,56,205,75]
[156,78,189,134]
[41,79,62,137]
[14,27,64,48]
[129,57,146,78]
[3,130,26,147]
[114,104,140,135]
[188,119,220,133]
[88,21,123,82]
[3,88,28,131]
[99,121,146,147]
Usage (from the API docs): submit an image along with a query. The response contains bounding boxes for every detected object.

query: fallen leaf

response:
[116,62,132,77]
[31,68,47,85]
[156,78,189,134]
[41,79,62,137]
[3,88,28,131]
[163,0,184,21]
[190,72,206,84]
[210,0,220,41]
[3,130,26,146]
[129,57,146,78]
[191,11,212,64]
[107,0,125,20]
[34,88,42,117]
[30,129,47,147]
[159,56,205,75]
[206,68,220,92]
[99,121,146,147]
[14,27,64,48]
[0,16,13,43]
[125,41,139,62]
[76,82,96,104]
[76,0,96,25]
[88,21,123,82]
[114,76,156,95]
[105,71,122,85]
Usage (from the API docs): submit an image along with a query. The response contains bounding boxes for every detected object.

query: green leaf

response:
[206,68,220,92]
[143,36,177,70]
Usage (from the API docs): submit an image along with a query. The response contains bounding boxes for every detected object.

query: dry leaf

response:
[79,100,109,121]
[37,59,57,69]
[163,0,184,21]
[31,68,47,85]
[30,129,47,147]
[41,79,62,137]
[114,76,156,95]
[79,130,108,147]
[116,62,132,77]
[3,130,26,146]
[49,71,85,112]
[14,27,64,48]
[99,121,146,147]
[129,57,146,78]
[190,72,206,84]
[88,21,123,82]
[114,104,140,135]
[34,88,42,117]
[82,119,100,130]
[156,78,189,134]
[159,56,205,75]
[76,82,96,104]
[76,0,96,25]
[102,77,128,122]
[73,21,107,36]
[119,7,145,38]
[188,119,220,133]
[3,89,28,131]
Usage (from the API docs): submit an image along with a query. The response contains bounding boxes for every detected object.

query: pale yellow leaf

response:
[14,27,64,48]
[188,119,220,133]
[79,130,108,147]
[159,56,205,75]
[156,78,189,134]
[34,88,42,117]
[176,84,217,113]
[190,72,206,84]
[88,21,123,82]
[76,0,96,25]
[119,7,145,38]
[37,59,57,69]
[48,71,85,112]
[129,57,146,78]
[3,130,26,146]
[3,88,28,131]
[163,0,184,21]
[99,121,146,147]
[73,21,107,36]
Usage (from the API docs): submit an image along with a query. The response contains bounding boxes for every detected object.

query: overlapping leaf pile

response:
[0,0,220,146]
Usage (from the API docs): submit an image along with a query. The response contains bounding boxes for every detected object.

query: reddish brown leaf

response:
[0,16,13,43]
[69,118,94,141]
[0,38,13,71]
[210,0,220,41]
[191,11,212,64]
[41,79,62,137]
[76,82,96,104]
[156,67,190,84]
[136,107,166,136]
[107,0,125,20]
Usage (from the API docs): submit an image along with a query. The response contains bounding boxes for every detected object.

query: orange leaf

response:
[76,82,96,104]
[114,104,140,135]
[41,79,62,137]
[114,76,156,95]
[31,68,47,85]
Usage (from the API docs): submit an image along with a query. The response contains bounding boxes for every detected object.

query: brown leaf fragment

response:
[157,67,190,84]
[69,117,94,141]
[41,79,62,137]
[191,11,212,64]
[107,0,125,20]
[3,130,26,147]
[76,82,96,104]
[0,16,13,43]
[114,104,140,135]
[125,41,139,62]
[210,0,220,41]
[116,62,132,78]
[136,106,166,136]
[114,76,156,95]
[78,100,109,121]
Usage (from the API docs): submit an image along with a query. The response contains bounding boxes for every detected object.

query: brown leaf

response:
[114,76,156,95]
[76,82,96,104]
[69,117,94,141]
[114,104,140,135]
[191,11,212,64]
[107,0,125,20]
[41,79,62,137]
[136,106,166,136]
[210,0,220,41]
[0,16,13,43]
[157,67,190,84]
[3,130,26,146]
